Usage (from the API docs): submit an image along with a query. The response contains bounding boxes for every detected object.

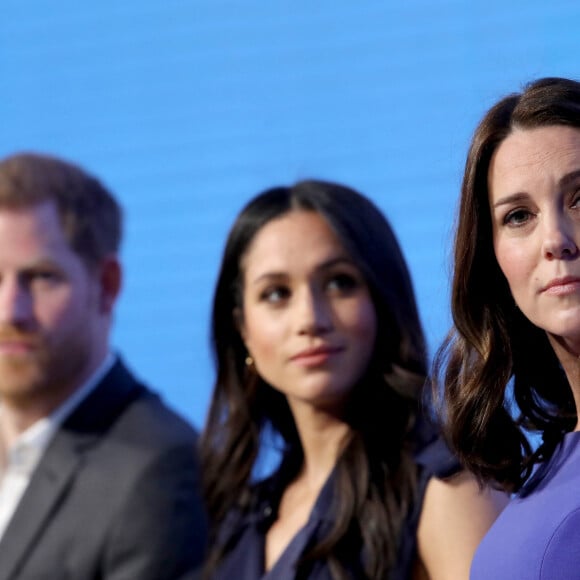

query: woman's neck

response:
[289,402,353,488]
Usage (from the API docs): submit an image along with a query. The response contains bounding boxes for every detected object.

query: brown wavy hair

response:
[433,77,580,492]
[0,152,122,269]
[201,180,431,579]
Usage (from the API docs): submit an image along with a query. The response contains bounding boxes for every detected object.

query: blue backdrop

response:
[1,0,579,427]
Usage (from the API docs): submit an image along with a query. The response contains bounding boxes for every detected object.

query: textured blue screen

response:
[1,0,579,427]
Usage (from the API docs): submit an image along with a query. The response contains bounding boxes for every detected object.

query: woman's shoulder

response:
[417,470,509,579]
[409,423,509,578]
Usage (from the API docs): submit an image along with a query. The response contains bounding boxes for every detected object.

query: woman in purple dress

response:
[435,77,580,579]
[200,180,505,579]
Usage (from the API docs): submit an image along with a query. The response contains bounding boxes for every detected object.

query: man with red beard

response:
[0,153,206,580]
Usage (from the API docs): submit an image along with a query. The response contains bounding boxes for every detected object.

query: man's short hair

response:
[0,152,122,268]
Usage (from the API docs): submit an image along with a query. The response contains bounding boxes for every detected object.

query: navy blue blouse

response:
[211,436,458,580]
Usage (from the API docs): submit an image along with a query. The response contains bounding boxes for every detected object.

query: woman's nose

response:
[542,214,579,260]
[296,289,332,336]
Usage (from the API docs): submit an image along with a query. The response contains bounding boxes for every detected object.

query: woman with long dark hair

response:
[202,179,504,579]
[435,77,580,578]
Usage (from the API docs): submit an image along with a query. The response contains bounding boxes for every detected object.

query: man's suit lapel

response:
[0,434,84,580]
[0,359,145,580]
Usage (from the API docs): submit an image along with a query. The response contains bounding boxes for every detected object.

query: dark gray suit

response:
[0,359,207,580]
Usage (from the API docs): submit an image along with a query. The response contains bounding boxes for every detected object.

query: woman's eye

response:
[504,208,532,226]
[327,273,359,293]
[260,286,290,303]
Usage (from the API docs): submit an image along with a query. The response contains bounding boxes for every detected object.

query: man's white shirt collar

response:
[0,352,116,539]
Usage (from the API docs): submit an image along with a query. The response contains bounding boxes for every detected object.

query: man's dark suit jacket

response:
[0,358,207,580]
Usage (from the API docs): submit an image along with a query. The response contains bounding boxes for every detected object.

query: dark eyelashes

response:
[502,208,531,226]
[328,273,359,290]
[255,270,364,303]
[258,286,290,302]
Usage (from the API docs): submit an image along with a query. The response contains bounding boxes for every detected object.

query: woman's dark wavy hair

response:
[433,77,580,493]
[201,179,431,579]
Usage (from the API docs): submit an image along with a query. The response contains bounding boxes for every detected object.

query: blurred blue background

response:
[1,1,579,428]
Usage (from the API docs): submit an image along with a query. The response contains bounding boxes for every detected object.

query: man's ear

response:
[98,255,122,314]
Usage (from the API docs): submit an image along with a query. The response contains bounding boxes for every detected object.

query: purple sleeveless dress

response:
[471,431,580,579]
